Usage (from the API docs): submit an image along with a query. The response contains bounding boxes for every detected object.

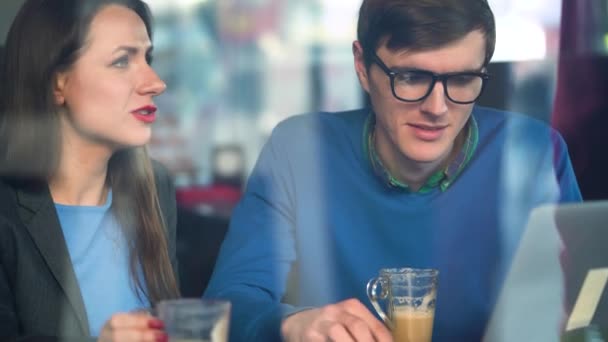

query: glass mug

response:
[156,299,231,342]
[367,268,439,342]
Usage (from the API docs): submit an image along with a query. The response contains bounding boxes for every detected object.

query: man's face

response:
[354,30,486,170]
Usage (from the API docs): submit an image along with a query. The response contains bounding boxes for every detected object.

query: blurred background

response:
[1,0,607,296]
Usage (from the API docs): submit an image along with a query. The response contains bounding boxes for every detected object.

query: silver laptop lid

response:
[483,201,608,341]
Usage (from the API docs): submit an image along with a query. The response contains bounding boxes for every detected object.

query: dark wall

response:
[0,0,24,45]
[176,206,229,297]
[552,0,608,200]
[476,62,514,112]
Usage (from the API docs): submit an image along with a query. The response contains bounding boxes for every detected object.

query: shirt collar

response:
[363,111,478,193]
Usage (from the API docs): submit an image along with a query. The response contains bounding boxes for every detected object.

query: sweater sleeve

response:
[551,129,583,203]
[203,124,300,341]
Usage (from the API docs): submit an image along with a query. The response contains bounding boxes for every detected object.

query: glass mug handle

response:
[366,276,394,330]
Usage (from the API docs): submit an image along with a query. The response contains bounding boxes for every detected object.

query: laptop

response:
[483,201,608,341]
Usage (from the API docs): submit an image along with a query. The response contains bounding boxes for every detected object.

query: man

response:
[204,0,582,341]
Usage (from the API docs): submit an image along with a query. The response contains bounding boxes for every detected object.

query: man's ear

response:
[53,72,68,105]
[353,40,370,93]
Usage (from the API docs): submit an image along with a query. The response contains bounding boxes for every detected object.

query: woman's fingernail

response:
[148,318,165,329]
[155,332,168,342]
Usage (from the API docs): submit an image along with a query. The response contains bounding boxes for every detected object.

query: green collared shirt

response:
[363,112,479,193]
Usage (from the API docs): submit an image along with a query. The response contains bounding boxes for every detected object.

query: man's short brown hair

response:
[357,0,496,67]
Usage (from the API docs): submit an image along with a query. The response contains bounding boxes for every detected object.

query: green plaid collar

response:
[363,112,478,193]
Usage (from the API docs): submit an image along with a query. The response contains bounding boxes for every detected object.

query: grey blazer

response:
[0,162,178,340]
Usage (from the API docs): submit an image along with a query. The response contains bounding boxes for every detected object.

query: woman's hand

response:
[97,312,168,342]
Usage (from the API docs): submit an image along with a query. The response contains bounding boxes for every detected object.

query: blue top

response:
[55,192,148,336]
[204,107,582,341]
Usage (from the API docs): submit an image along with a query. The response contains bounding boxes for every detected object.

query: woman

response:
[0,0,180,340]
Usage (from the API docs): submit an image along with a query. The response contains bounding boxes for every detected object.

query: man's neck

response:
[374,128,466,192]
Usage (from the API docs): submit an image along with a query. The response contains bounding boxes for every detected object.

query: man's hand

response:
[97,312,168,342]
[281,298,393,342]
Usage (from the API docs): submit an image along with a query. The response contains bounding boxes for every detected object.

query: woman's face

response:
[55,4,165,151]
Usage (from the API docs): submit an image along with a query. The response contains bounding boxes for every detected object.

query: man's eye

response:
[449,75,477,86]
[397,72,428,85]
[111,55,129,68]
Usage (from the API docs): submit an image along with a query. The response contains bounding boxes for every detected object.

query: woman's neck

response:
[49,134,113,206]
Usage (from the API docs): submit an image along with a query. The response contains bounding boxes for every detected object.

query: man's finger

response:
[317,319,356,342]
[339,299,392,342]
[337,311,376,342]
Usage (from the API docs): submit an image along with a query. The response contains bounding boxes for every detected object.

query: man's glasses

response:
[372,54,490,104]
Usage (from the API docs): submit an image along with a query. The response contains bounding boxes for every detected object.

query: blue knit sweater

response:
[204,106,582,341]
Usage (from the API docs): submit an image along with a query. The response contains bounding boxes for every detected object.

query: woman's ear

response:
[53,72,68,105]
[352,40,370,93]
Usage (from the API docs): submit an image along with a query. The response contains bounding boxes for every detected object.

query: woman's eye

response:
[111,55,129,68]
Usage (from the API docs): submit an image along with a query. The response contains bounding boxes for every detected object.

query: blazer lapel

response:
[16,184,90,335]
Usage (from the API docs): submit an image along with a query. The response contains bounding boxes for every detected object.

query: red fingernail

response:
[148,319,165,329]
[155,332,168,342]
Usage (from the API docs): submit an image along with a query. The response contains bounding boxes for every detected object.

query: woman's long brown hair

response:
[109,148,180,303]
[0,0,180,303]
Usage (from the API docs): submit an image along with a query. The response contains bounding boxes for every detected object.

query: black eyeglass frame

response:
[372,54,490,104]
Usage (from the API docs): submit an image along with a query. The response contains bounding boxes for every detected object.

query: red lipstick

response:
[131,105,157,123]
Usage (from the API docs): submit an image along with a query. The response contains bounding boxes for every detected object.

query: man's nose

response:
[420,81,448,116]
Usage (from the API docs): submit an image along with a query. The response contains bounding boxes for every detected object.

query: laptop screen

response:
[557,201,608,331]
[483,201,608,341]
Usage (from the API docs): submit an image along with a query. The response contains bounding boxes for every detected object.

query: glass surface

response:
[368,268,439,342]
[157,299,230,342]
